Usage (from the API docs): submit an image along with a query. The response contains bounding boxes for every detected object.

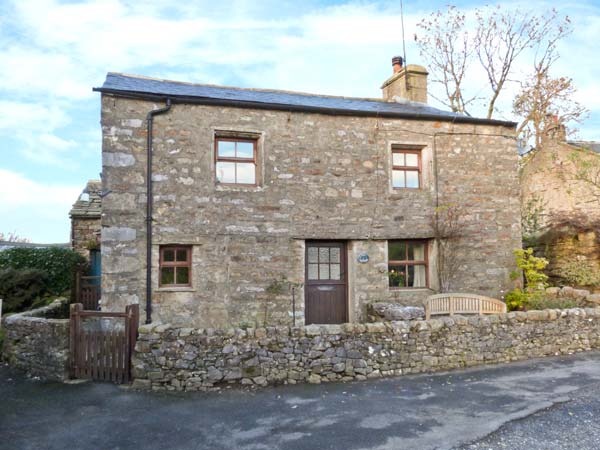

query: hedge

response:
[0,247,86,295]
[0,268,50,313]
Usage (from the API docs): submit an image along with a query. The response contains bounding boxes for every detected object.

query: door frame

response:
[304,240,349,324]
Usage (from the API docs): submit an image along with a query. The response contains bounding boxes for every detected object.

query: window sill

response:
[389,287,432,292]
[155,287,196,293]
[215,183,265,192]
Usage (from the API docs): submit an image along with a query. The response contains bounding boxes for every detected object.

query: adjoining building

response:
[94,57,521,328]
[520,121,600,287]
[69,179,102,277]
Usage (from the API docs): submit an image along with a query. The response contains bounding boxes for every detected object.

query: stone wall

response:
[132,307,600,391]
[101,95,521,328]
[1,299,70,381]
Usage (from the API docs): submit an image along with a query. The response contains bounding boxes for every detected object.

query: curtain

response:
[412,244,426,287]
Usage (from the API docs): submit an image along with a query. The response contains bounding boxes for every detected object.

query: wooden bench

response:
[424,293,506,320]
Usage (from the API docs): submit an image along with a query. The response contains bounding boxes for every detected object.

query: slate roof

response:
[94,72,516,127]
[70,180,102,219]
[568,141,600,153]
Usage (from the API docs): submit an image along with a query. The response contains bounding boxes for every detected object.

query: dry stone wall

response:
[132,307,600,391]
[1,299,70,381]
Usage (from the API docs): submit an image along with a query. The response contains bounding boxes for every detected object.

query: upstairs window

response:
[215,137,257,185]
[392,148,421,189]
[159,246,191,287]
[388,240,428,288]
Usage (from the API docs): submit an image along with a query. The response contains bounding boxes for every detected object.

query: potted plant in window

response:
[388,269,405,288]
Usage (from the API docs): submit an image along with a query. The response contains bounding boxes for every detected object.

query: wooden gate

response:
[75,273,101,310]
[69,303,139,383]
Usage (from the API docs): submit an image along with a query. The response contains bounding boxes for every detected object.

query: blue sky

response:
[1,0,599,243]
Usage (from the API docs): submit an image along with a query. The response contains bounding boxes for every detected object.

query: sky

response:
[1,0,599,243]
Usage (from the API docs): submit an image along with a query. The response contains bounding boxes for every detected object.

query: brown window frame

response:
[388,239,429,289]
[214,137,258,186]
[392,148,422,189]
[159,245,192,287]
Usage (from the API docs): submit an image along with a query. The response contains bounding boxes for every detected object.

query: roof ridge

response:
[107,72,392,104]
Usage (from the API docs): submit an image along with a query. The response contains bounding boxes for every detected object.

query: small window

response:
[215,137,257,185]
[388,240,428,288]
[159,246,191,287]
[392,148,421,189]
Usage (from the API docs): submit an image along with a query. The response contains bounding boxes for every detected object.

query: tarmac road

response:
[2,352,600,450]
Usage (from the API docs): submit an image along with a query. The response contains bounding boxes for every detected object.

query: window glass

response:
[319,264,330,280]
[163,249,175,262]
[218,140,235,157]
[330,264,341,280]
[319,248,329,263]
[308,264,319,280]
[160,267,175,285]
[176,249,188,262]
[236,142,254,159]
[409,242,425,261]
[411,265,427,287]
[236,163,256,184]
[308,247,318,263]
[406,171,419,188]
[392,170,405,188]
[388,241,406,261]
[216,162,236,184]
[330,247,340,263]
[176,267,189,285]
[405,153,419,167]
[392,152,405,166]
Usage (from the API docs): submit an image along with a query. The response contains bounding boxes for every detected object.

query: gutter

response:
[145,99,172,324]
[92,88,517,129]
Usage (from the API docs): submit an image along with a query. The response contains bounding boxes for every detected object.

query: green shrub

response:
[506,248,550,311]
[556,258,600,287]
[0,247,86,295]
[0,268,50,313]
[525,296,579,311]
[505,288,529,311]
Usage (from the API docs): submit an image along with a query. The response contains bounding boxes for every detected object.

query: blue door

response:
[89,249,101,285]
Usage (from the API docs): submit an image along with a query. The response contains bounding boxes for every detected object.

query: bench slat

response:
[425,293,506,320]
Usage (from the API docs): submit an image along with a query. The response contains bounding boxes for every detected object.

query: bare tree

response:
[475,7,572,119]
[416,6,476,114]
[511,13,585,148]
[416,6,572,124]
[513,74,587,148]
[0,232,30,243]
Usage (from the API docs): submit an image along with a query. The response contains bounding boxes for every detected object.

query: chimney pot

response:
[392,56,404,73]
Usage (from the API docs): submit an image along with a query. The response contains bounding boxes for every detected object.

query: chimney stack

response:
[381,56,429,103]
[544,114,567,143]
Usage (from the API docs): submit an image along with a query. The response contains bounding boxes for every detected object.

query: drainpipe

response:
[145,99,172,324]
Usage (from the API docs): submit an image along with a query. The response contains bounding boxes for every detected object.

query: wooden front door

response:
[305,241,348,324]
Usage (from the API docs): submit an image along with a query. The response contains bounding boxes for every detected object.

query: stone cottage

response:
[520,122,600,285]
[94,57,521,328]
[70,179,102,260]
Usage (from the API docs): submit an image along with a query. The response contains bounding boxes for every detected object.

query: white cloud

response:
[0,169,81,242]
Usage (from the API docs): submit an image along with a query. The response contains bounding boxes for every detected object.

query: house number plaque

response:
[357,253,369,263]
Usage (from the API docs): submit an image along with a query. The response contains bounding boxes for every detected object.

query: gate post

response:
[69,303,83,378]
[124,304,140,382]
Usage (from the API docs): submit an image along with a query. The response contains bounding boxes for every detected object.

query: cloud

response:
[0,169,81,242]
